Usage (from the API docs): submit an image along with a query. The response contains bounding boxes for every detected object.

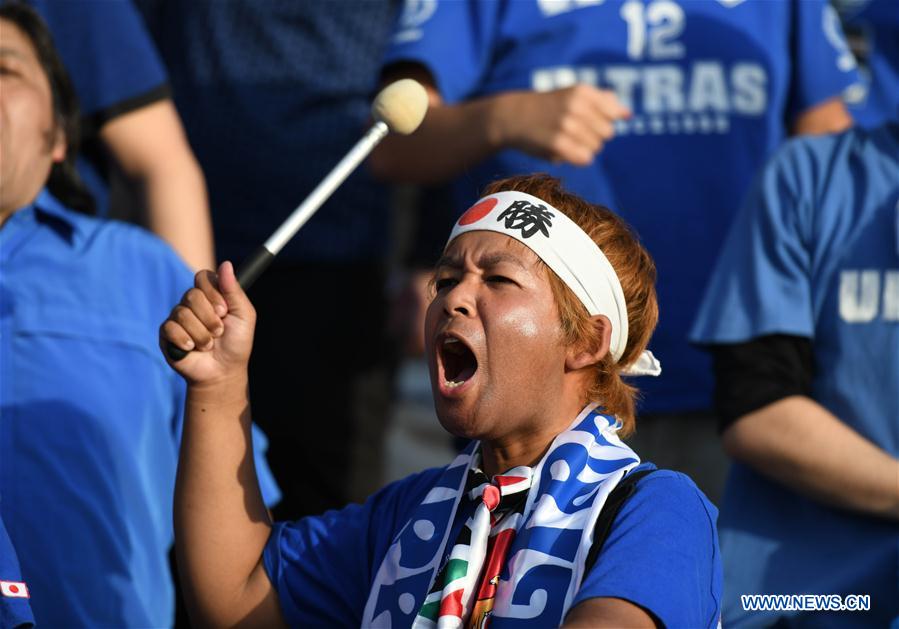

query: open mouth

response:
[439,336,478,389]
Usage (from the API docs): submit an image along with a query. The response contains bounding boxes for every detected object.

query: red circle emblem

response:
[9,585,19,594]
[459,197,498,226]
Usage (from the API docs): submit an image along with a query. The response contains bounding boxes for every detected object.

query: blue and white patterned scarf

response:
[361,403,640,628]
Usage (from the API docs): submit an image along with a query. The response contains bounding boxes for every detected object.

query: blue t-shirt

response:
[264,462,722,628]
[840,0,899,128]
[384,0,859,412]
[134,0,398,264]
[27,0,170,217]
[0,516,32,629]
[0,191,280,627]
[690,123,899,627]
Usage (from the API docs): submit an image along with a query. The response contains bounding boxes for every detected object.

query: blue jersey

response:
[27,0,169,217]
[0,516,32,629]
[840,0,899,128]
[264,462,721,628]
[384,0,859,412]
[690,123,899,626]
[0,191,280,627]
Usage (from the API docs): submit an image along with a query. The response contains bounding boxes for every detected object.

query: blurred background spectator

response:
[0,4,278,625]
[134,0,403,518]
[691,119,898,627]
[23,0,214,271]
[371,0,860,502]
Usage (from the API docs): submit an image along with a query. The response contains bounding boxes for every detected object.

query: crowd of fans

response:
[0,0,896,627]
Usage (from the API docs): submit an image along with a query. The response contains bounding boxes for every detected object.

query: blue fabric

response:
[0,516,33,629]
[26,0,167,117]
[264,461,721,627]
[363,408,642,628]
[690,123,899,627]
[841,0,899,128]
[134,0,398,263]
[0,190,280,627]
[384,0,859,412]
[572,466,722,629]
[26,0,169,218]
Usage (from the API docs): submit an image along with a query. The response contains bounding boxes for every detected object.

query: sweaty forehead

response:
[440,231,541,270]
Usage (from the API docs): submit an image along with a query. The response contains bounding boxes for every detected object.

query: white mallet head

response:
[372,79,429,135]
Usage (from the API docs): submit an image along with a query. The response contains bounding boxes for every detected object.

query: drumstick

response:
[166,79,428,361]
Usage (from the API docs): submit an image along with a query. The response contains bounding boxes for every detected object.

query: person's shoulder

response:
[84,216,191,278]
[746,127,866,226]
[628,464,718,522]
[36,193,178,267]
[369,466,450,514]
[768,126,868,183]
[609,464,719,553]
[578,464,722,628]
[52,209,193,310]
[770,126,893,218]
[273,466,449,562]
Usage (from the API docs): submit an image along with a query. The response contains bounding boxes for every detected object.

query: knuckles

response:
[560,115,581,136]
[160,319,186,343]
[182,287,209,310]
[570,83,595,100]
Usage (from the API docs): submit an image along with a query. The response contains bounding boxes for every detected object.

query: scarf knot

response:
[467,468,532,515]
[412,465,533,628]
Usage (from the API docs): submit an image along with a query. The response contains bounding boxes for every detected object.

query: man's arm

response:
[161,262,284,627]
[369,65,629,185]
[790,96,853,136]
[564,597,658,628]
[102,99,215,270]
[723,395,899,519]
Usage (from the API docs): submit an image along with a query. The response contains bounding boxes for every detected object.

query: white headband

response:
[447,191,661,377]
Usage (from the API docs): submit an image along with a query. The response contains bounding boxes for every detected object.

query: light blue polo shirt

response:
[691,123,899,627]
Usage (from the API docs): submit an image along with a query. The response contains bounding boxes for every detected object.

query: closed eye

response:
[435,277,458,291]
[486,275,516,285]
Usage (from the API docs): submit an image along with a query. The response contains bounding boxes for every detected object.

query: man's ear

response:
[50,124,66,163]
[565,314,612,370]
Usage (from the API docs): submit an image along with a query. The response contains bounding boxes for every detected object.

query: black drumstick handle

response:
[164,246,275,362]
[235,246,274,291]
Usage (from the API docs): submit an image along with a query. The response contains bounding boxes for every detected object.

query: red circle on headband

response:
[459,197,497,225]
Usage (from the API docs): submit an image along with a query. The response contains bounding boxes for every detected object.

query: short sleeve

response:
[786,0,860,120]
[690,142,816,345]
[29,0,168,124]
[382,0,503,103]
[0,516,34,629]
[574,471,722,629]
[263,468,443,626]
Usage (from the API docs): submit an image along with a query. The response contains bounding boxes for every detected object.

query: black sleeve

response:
[708,334,814,434]
[82,83,172,137]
